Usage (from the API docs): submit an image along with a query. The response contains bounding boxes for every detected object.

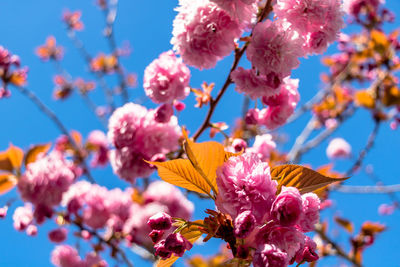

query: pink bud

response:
[245,109,259,125]
[326,138,351,159]
[81,230,92,240]
[234,210,256,239]
[232,138,247,152]
[173,100,186,111]
[26,225,38,236]
[0,206,8,218]
[154,240,172,259]
[154,103,174,123]
[48,228,68,243]
[164,233,193,257]
[149,229,164,243]
[147,212,172,230]
[295,236,319,263]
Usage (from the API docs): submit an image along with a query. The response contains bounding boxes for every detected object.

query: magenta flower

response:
[144,50,190,104]
[298,193,321,232]
[234,210,256,239]
[154,240,173,259]
[247,134,276,161]
[215,153,277,223]
[253,244,289,267]
[210,0,257,28]
[48,228,68,243]
[171,0,242,69]
[270,186,303,227]
[295,236,319,263]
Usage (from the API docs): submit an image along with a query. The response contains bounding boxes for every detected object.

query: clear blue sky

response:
[0,0,400,266]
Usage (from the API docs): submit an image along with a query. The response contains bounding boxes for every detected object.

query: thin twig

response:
[67,30,116,111]
[315,224,362,267]
[74,221,134,267]
[103,0,129,104]
[334,184,400,194]
[345,120,381,177]
[193,0,273,141]
[14,86,96,183]
[287,116,317,162]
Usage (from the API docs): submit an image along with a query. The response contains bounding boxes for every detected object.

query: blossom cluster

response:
[107,103,181,182]
[216,153,320,266]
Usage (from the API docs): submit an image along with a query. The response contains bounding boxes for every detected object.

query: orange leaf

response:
[361,222,386,235]
[24,143,52,166]
[157,222,203,267]
[148,159,213,198]
[0,173,17,195]
[270,164,349,194]
[335,216,354,234]
[70,130,82,146]
[354,90,375,109]
[0,151,13,172]
[7,144,24,171]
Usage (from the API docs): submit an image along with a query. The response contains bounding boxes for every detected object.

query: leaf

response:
[270,164,349,194]
[0,151,13,172]
[335,216,354,233]
[354,90,375,109]
[157,221,204,267]
[24,143,51,166]
[148,159,213,197]
[0,173,17,195]
[7,144,24,171]
[361,222,386,235]
[70,130,82,146]
[183,129,225,195]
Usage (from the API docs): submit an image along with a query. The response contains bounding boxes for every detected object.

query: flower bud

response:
[253,244,288,267]
[164,233,193,257]
[147,212,172,230]
[48,228,68,243]
[154,240,172,259]
[154,103,174,123]
[26,225,38,236]
[295,236,319,263]
[234,210,256,239]
[149,229,165,243]
[0,206,8,218]
[245,109,259,125]
[231,138,247,152]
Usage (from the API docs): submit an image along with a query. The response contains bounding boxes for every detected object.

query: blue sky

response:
[1,0,400,266]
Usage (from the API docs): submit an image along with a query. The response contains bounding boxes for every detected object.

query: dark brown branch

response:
[14,86,96,183]
[192,0,273,141]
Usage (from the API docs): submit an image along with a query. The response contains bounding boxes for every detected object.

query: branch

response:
[314,224,362,267]
[74,221,134,267]
[102,0,129,103]
[14,86,96,183]
[67,30,116,111]
[333,184,400,194]
[193,0,273,141]
[345,120,381,177]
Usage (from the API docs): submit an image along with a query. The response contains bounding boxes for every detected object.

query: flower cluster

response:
[171,0,243,69]
[143,50,191,104]
[216,153,321,266]
[51,245,107,267]
[17,152,76,224]
[107,103,181,182]
[0,46,28,97]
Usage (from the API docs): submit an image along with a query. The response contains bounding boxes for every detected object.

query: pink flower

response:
[234,210,256,238]
[295,236,319,263]
[343,0,383,17]
[13,204,34,231]
[253,244,288,267]
[266,225,305,259]
[215,153,277,223]
[231,67,282,99]
[144,50,190,104]
[171,0,242,69]
[144,181,194,220]
[149,230,165,243]
[260,78,300,130]
[51,245,81,267]
[274,0,344,54]
[108,103,181,182]
[246,20,303,79]
[210,0,257,28]
[147,212,172,230]
[326,137,352,159]
[164,233,193,257]
[18,152,75,209]
[245,108,261,125]
[248,134,276,161]
[298,193,320,232]
[49,228,68,243]
[271,186,303,227]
